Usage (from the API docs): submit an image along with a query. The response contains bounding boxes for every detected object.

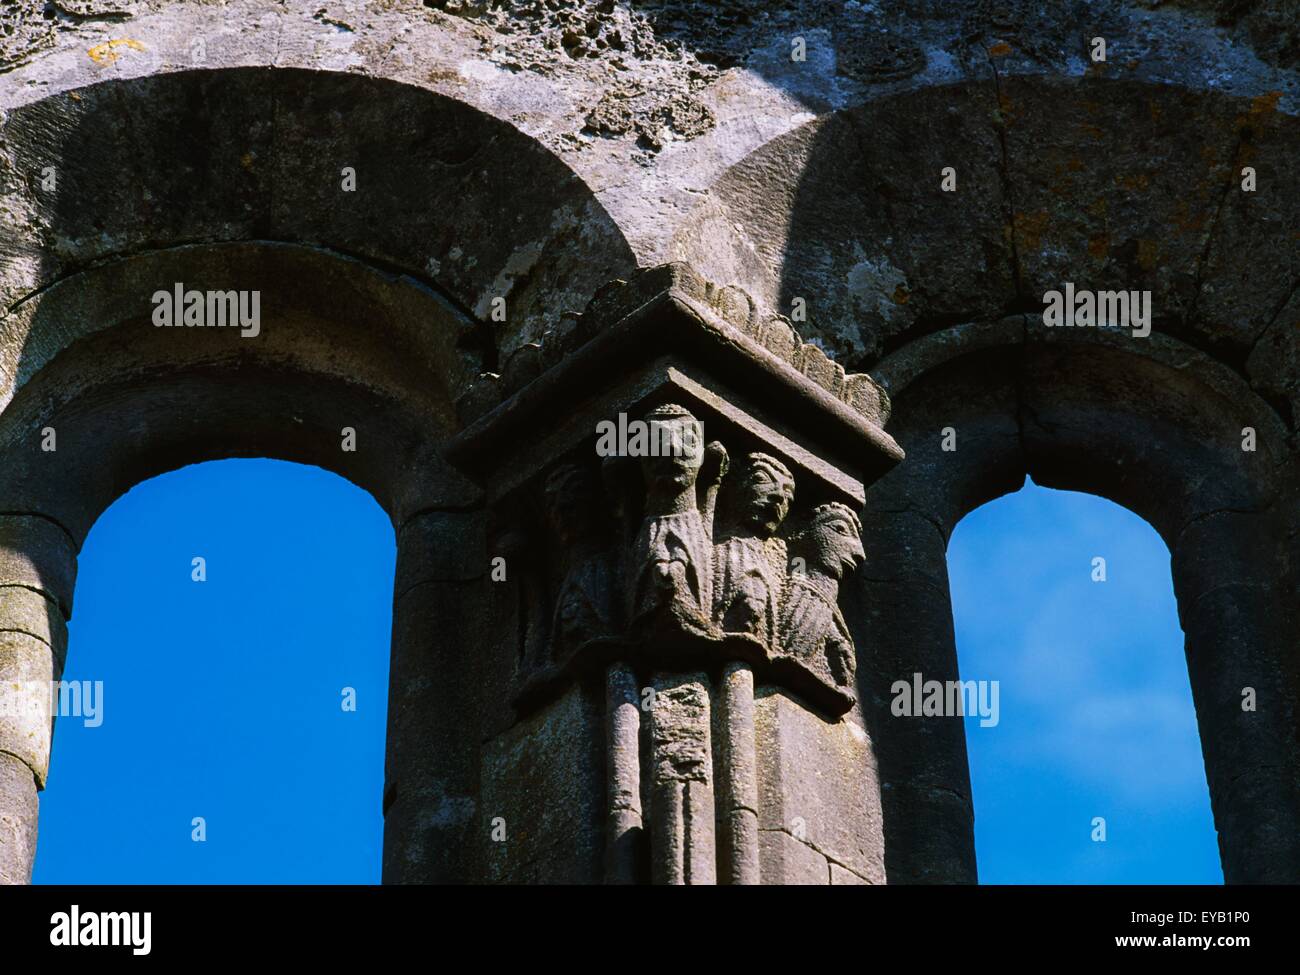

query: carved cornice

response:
[448,264,902,498]
[455,263,894,432]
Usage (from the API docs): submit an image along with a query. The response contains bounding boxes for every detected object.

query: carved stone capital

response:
[446,263,903,717]
[446,263,903,884]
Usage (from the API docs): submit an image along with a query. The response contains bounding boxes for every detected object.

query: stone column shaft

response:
[1172,509,1300,883]
[716,661,760,884]
[854,507,977,883]
[648,671,715,885]
[604,662,643,884]
[0,514,77,885]
[382,509,485,884]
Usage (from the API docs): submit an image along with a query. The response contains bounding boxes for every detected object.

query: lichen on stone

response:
[583,84,715,150]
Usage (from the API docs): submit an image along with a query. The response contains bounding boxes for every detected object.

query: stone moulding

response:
[449,262,902,495]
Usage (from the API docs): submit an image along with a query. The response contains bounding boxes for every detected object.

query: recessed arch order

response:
[667,73,1300,885]
[853,318,1300,885]
[0,64,637,885]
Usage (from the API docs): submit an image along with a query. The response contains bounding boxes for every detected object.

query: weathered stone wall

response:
[1,0,1296,883]
[4,2,1297,379]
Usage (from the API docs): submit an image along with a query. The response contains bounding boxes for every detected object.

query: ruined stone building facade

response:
[0,0,1297,884]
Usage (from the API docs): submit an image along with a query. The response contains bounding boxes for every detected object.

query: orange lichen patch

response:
[1079,122,1105,141]
[1136,239,1159,271]
[1116,172,1151,192]
[1088,234,1109,260]
[892,284,911,305]
[1148,99,1163,124]
[1015,210,1052,250]
[988,41,1013,57]
[1065,157,1085,173]
[240,152,256,170]
[426,67,461,86]
[1087,197,1108,219]
[1250,91,1283,116]
[87,38,145,65]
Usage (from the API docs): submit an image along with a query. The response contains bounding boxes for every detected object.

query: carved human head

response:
[542,462,602,543]
[802,502,865,579]
[736,453,795,536]
[640,403,704,493]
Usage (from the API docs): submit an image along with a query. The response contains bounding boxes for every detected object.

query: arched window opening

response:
[947,480,1221,884]
[33,459,394,883]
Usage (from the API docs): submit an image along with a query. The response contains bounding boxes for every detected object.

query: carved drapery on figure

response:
[629,404,726,639]
[542,462,619,659]
[713,453,794,648]
[779,502,864,691]
[504,406,867,713]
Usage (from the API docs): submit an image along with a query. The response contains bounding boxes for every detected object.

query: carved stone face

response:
[543,463,599,544]
[808,508,865,580]
[740,467,793,537]
[641,417,703,493]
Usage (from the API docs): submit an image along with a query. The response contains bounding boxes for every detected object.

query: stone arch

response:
[0,64,637,884]
[669,73,1300,883]
[851,319,1300,884]
[669,77,1300,424]
[1,241,479,538]
[0,65,638,374]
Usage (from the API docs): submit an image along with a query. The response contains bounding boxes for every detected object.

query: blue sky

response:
[33,460,1221,883]
[33,459,393,884]
[948,481,1221,883]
